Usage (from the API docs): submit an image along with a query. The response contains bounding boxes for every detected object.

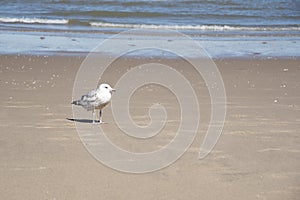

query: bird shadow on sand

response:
[66,118,99,124]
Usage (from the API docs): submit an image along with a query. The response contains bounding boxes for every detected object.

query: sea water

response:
[0,0,299,58]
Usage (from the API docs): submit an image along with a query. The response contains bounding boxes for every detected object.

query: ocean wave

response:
[1,17,299,31]
[90,22,300,31]
[0,17,68,24]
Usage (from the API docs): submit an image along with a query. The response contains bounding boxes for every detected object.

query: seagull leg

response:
[99,110,103,124]
[92,110,96,124]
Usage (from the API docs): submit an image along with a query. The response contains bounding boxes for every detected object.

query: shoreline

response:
[1,50,300,60]
[1,52,300,61]
[1,28,299,58]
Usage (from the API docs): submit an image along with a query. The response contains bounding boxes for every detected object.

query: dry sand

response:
[0,55,299,199]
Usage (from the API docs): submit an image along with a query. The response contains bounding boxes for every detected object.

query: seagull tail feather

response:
[71,100,81,105]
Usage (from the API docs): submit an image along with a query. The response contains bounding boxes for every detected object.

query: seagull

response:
[71,83,115,124]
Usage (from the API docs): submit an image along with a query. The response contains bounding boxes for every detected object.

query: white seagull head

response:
[98,83,115,94]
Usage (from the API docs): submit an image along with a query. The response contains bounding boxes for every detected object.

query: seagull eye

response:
[105,86,108,89]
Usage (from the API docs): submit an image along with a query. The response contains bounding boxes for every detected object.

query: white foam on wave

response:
[0,17,299,32]
[0,17,68,24]
[91,22,300,31]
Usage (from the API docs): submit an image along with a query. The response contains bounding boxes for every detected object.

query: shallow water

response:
[0,0,299,57]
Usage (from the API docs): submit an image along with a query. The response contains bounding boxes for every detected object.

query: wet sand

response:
[0,55,299,199]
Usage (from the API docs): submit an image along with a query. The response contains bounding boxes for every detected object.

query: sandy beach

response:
[0,55,299,199]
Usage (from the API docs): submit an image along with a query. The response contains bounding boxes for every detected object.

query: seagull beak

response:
[111,88,116,93]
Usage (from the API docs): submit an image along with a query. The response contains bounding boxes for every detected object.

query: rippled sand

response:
[0,55,299,199]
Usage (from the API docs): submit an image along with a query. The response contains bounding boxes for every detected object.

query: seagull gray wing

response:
[81,89,97,102]
[77,89,99,111]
